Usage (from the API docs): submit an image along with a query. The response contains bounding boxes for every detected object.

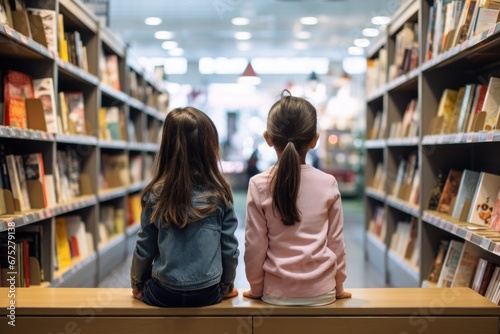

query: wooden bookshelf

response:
[0,0,167,288]
[364,0,500,293]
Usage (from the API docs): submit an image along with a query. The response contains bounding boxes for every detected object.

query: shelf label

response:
[452,225,459,234]
[465,231,472,241]
[4,25,13,37]
[481,238,491,250]
[487,26,496,37]
[494,243,500,256]
[19,34,28,45]
[466,132,474,142]
[487,131,495,142]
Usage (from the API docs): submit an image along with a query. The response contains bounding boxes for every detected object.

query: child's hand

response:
[224,287,239,298]
[132,289,142,299]
[243,290,261,299]
[336,291,352,299]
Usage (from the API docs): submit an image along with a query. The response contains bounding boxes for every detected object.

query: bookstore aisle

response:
[98,191,388,289]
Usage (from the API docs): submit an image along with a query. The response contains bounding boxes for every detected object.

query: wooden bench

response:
[1,287,499,333]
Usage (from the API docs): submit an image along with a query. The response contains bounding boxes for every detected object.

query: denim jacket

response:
[130,190,239,293]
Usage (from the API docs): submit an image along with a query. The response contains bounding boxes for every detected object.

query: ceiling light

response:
[371,16,390,25]
[169,48,184,56]
[145,17,162,26]
[354,38,370,48]
[237,61,261,85]
[348,46,364,56]
[234,32,252,40]
[300,17,318,25]
[154,31,173,40]
[161,41,178,50]
[232,17,250,26]
[362,28,380,37]
[295,31,311,39]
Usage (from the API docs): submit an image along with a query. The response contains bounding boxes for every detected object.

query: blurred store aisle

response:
[99,190,387,290]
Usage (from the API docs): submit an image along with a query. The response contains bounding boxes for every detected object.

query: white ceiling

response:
[106,0,395,61]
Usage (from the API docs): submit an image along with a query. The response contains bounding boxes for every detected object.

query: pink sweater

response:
[244,164,347,298]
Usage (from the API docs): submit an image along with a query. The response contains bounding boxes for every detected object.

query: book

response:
[23,153,47,208]
[453,0,479,46]
[32,78,58,133]
[428,170,447,210]
[26,8,57,54]
[3,70,34,129]
[466,84,488,132]
[0,0,11,26]
[467,171,500,225]
[482,76,500,130]
[65,215,90,259]
[451,169,480,220]
[471,7,500,37]
[14,155,30,211]
[55,217,72,269]
[63,92,86,135]
[437,239,465,287]
[456,83,476,132]
[5,154,27,212]
[489,188,500,231]
[437,169,463,214]
[451,242,482,287]
[427,239,451,283]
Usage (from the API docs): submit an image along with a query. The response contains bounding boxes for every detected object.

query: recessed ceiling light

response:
[348,46,364,56]
[162,41,178,50]
[300,17,318,25]
[362,28,380,37]
[354,38,370,48]
[154,31,173,40]
[232,17,250,26]
[296,31,311,39]
[371,16,390,25]
[145,17,162,26]
[169,48,184,56]
[234,32,252,40]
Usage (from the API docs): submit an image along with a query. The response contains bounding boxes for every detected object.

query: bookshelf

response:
[0,0,168,288]
[364,0,500,294]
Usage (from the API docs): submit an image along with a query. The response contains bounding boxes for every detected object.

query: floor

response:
[99,190,387,290]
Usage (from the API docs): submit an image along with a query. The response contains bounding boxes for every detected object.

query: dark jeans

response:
[141,278,224,307]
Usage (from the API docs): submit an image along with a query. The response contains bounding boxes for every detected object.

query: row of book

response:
[368,99,419,141]
[390,217,419,267]
[426,239,500,304]
[426,0,500,61]
[429,169,500,228]
[0,148,54,215]
[431,76,500,135]
[390,22,419,81]
[55,215,94,272]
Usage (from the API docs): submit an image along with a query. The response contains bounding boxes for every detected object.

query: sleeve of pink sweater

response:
[244,178,268,297]
[327,181,347,296]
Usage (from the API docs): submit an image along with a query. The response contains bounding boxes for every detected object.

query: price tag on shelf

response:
[487,131,495,142]
[466,132,474,142]
[494,243,500,256]
[487,26,496,37]
[18,34,28,45]
[452,225,459,234]
[465,231,472,241]
[4,25,13,37]
[481,238,491,250]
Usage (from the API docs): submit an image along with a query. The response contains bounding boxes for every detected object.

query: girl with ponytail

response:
[244,90,351,305]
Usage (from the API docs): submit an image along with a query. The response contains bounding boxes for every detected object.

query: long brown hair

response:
[142,107,233,228]
[267,90,317,225]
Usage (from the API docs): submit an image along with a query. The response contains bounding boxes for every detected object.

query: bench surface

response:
[1,287,499,316]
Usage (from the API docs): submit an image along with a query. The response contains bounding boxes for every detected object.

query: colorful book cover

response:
[25,8,57,54]
[451,242,482,287]
[482,76,500,130]
[489,188,500,231]
[32,78,58,133]
[467,172,500,225]
[451,169,480,219]
[63,92,86,135]
[23,153,47,208]
[437,239,465,287]
[55,217,72,269]
[4,70,34,129]
[437,169,463,214]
